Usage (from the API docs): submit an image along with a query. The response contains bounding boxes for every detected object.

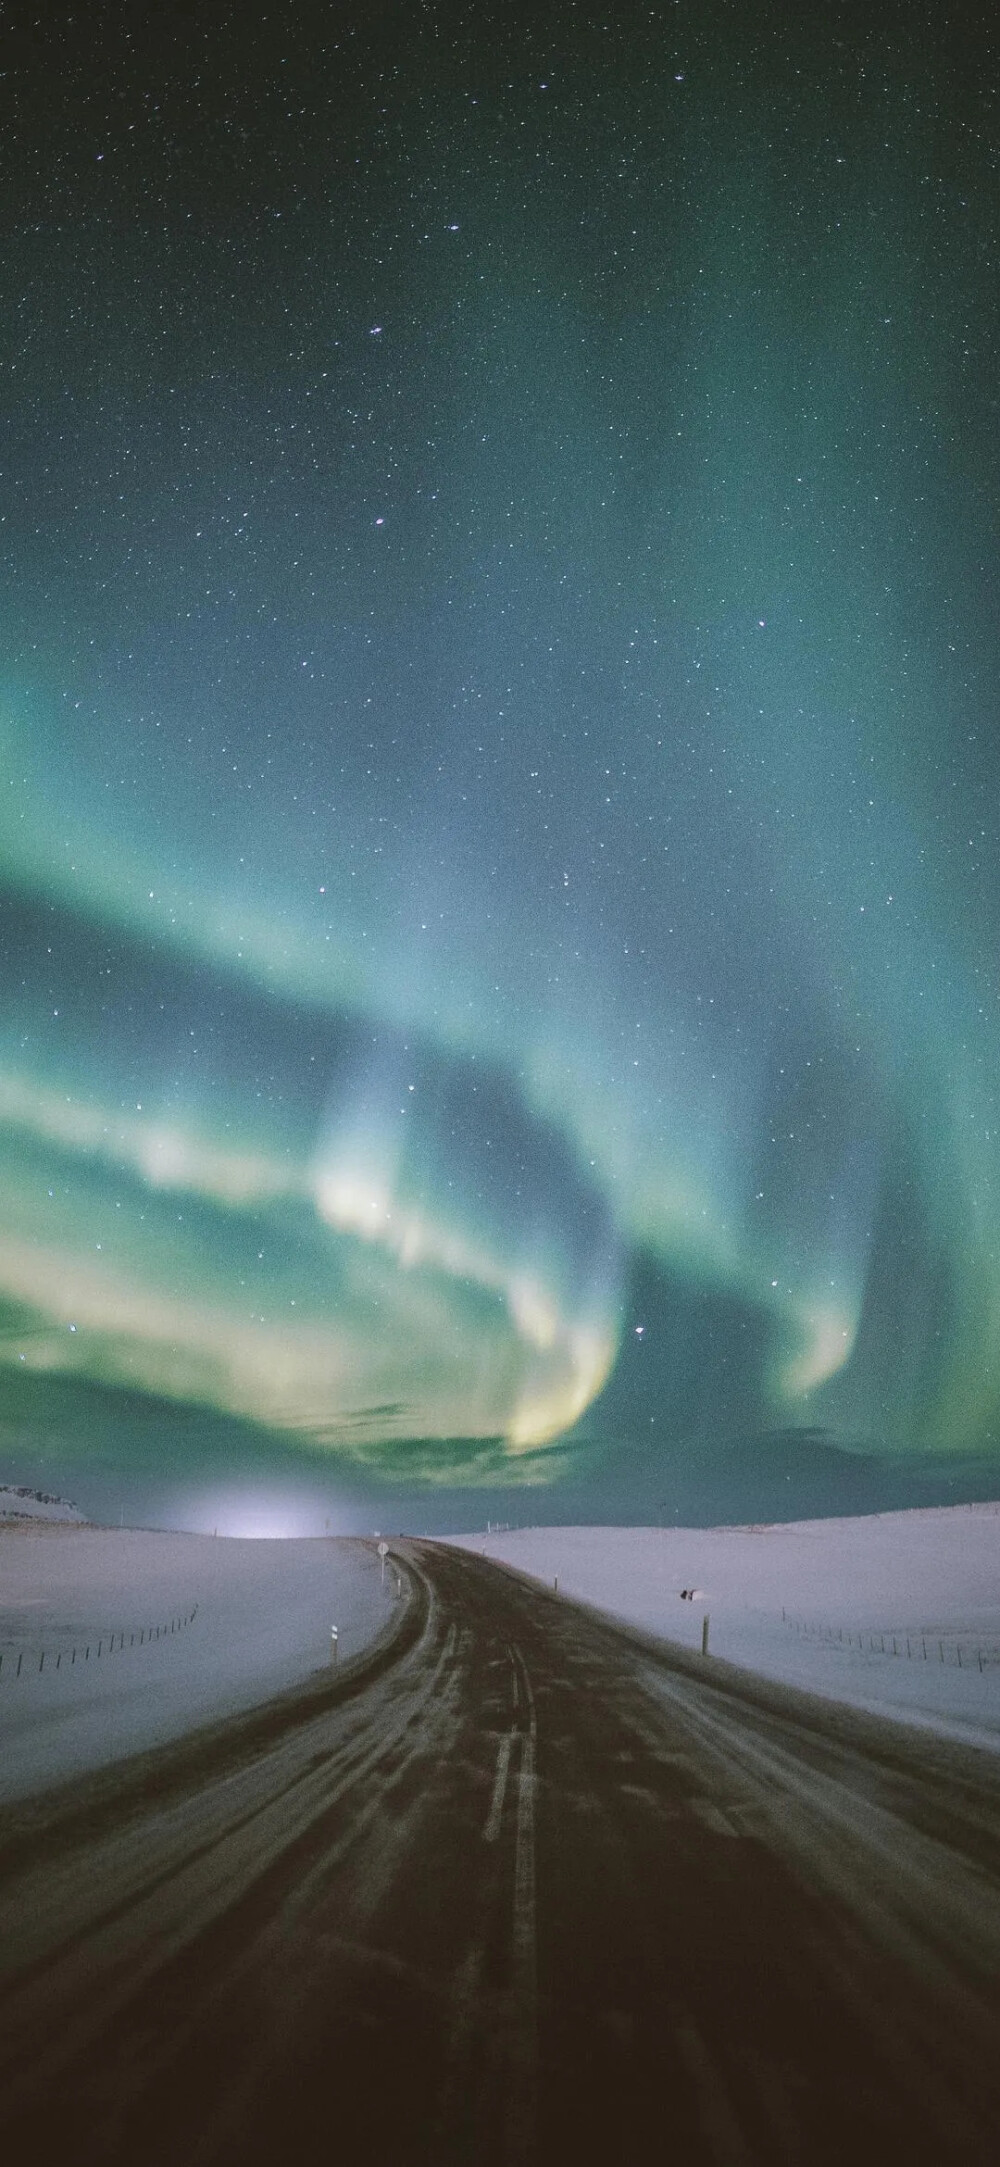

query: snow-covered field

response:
[6,1504,997,1809]
[0,1527,397,1802]
[451,1504,1000,1752]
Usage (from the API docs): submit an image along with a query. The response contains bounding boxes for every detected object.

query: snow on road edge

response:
[448,1506,1000,1752]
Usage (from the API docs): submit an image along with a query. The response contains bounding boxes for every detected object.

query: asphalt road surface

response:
[2,1540,1000,2166]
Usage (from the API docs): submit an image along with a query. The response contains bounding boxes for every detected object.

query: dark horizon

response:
[2,1362,997,1537]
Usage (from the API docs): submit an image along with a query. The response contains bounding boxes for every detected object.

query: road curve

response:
[2,1539,1000,2166]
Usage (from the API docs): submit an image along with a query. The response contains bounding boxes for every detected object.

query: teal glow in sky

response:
[2,1,1000,1518]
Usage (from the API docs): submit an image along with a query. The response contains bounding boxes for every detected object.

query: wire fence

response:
[0,1605,198,1681]
[781,1612,1000,1673]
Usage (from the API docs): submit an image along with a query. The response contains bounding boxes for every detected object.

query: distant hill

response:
[0,1484,87,1524]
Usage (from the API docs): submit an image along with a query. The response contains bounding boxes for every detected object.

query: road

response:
[1,1539,1000,2165]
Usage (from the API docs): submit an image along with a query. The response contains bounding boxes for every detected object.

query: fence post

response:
[701,1613,710,1656]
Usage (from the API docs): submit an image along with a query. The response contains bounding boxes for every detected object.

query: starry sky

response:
[2,0,1000,1528]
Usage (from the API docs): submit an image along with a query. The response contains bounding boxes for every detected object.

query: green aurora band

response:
[2,0,1000,1508]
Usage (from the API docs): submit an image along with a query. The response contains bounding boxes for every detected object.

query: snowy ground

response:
[0,1527,397,1802]
[451,1504,1000,1753]
[7,1506,997,1809]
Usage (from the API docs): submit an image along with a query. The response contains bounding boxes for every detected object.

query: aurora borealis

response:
[2,1,1000,1523]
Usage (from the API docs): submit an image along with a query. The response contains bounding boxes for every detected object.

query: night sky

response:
[3,0,1000,1529]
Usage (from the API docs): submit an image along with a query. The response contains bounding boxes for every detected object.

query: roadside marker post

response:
[701,1613,711,1656]
[377,1538,389,1587]
[330,1626,338,1666]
